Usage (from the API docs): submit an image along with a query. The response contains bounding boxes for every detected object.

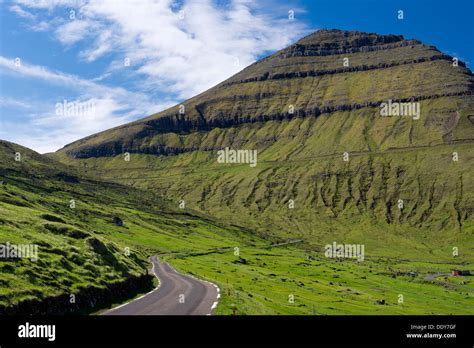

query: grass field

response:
[1,137,473,315]
[164,245,473,315]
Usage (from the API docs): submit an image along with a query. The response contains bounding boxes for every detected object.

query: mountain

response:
[2,29,474,315]
[54,29,474,256]
[3,139,472,315]
[58,29,474,157]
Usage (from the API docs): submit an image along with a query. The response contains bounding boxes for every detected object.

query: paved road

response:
[104,256,219,315]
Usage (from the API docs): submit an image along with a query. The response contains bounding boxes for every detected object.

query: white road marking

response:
[105,256,221,315]
[104,257,160,313]
[172,266,221,314]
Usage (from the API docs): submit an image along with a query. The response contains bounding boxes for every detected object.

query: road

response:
[104,256,219,315]
[424,272,450,281]
[424,272,473,292]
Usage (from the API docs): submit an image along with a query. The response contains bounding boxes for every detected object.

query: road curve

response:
[104,256,219,315]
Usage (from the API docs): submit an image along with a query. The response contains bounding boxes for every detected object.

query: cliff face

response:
[55,29,474,242]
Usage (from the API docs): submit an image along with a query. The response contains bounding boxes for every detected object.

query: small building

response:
[452,269,471,276]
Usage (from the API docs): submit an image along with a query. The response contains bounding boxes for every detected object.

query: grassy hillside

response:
[3,30,473,315]
[53,30,474,248]
[0,140,260,313]
[52,102,474,259]
[2,139,472,315]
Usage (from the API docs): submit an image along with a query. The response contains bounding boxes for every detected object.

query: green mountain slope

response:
[57,30,473,156]
[53,30,474,258]
[2,139,472,315]
[0,140,260,314]
[3,30,472,315]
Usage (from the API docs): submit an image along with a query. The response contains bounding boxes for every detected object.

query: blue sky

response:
[0,0,473,153]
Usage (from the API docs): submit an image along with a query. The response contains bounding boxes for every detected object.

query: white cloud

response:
[30,20,50,31]
[0,56,176,152]
[15,0,85,10]
[0,55,88,86]
[0,96,32,109]
[16,0,309,99]
[0,55,153,104]
[9,4,36,19]
[79,29,112,61]
[55,19,94,44]
[30,97,137,148]
[4,0,310,152]
[0,121,98,154]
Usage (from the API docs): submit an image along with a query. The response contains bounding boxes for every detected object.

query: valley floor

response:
[161,243,473,315]
[1,140,472,315]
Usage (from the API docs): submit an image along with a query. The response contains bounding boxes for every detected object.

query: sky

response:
[0,0,473,153]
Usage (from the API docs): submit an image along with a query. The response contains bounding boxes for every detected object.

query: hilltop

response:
[57,29,473,158]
